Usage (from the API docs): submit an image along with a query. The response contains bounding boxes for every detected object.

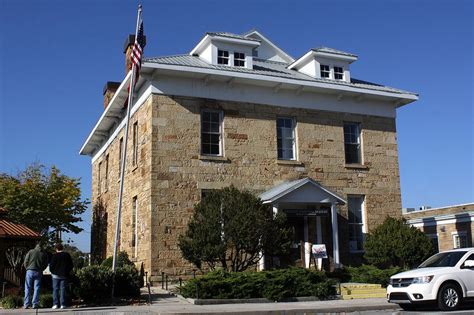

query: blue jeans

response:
[24,270,42,308]
[52,277,67,307]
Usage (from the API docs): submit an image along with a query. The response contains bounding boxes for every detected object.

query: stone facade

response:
[91,93,403,278]
[405,204,474,252]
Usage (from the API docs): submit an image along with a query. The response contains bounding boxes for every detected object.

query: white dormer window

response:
[234,52,245,67]
[320,64,330,78]
[334,66,344,80]
[217,50,229,65]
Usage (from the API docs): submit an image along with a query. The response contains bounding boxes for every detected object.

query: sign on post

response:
[312,244,328,259]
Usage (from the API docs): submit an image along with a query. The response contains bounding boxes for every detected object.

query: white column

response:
[331,203,340,268]
[259,204,279,271]
[272,205,279,216]
[304,216,310,268]
[316,216,323,271]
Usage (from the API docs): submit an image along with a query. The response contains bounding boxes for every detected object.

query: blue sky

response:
[1,0,472,252]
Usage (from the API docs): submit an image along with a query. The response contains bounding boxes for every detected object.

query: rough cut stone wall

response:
[147,94,402,277]
[91,97,153,271]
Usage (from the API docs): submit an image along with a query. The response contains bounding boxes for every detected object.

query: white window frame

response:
[132,196,138,258]
[118,137,123,176]
[452,231,468,249]
[320,64,330,78]
[234,52,245,67]
[348,195,366,253]
[217,50,229,65]
[334,66,344,80]
[98,161,102,194]
[343,122,362,164]
[105,154,109,191]
[132,121,138,166]
[200,109,224,156]
[276,117,297,160]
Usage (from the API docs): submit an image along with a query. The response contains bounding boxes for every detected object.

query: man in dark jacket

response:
[23,243,48,308]
[49,243,73,309]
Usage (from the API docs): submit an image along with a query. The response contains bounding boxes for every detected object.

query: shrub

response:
[39,293,53,308]
[74,264,141,303]
[364,217,434,269]
[0,295,23,309]
[179,268,335,301]
[75,265,113,302]
[346,265,403,287]
[114,265,141,298]
[101,251,134,269]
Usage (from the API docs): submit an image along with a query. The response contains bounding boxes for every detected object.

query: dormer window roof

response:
[190,32,260,56]
[311,47,358,59]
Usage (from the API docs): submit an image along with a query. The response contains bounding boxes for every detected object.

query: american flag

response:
[131,20,145,85]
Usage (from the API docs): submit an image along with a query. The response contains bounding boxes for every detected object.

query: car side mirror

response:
[462,260,474,269]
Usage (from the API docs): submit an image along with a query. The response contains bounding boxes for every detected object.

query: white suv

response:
[387,248,474,311]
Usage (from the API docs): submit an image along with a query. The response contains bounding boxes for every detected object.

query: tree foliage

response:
[364,217,434,269]
[90,199,108,264]
[178,186,293,272]
[0,164,88,245]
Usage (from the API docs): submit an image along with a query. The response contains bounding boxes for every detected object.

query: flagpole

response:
[112,4,142,275]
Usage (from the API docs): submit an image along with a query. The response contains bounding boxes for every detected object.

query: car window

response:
[462,254,474,264]
[419,251,467,268]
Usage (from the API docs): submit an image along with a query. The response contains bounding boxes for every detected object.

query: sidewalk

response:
[0,287,399,314]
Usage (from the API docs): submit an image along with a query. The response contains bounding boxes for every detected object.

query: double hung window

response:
[320,64,330,78]
[344,122,361,164]
[334,66,344,80]
[217,50,229,65]
[348,196,365,252]
[234,52,245,67]
[277,118,296,160]
[201,110,223,156]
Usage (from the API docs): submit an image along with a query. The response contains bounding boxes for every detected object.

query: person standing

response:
[23,243,48,309]
[49,243,73,309]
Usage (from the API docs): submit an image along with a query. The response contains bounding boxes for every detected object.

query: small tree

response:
[90,199,108,264]
[178,186,292,272]
[364,217,434,269]
[0,164,88,245]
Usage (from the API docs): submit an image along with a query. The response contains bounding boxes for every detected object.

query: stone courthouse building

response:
[80,30,418,278]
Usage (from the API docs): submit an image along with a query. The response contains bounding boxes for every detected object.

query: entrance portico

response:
[259,177,346,270]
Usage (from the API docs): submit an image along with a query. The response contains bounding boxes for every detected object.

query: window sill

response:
[199,155,230,163]
[277,159,304,166]
[344,164,368,170]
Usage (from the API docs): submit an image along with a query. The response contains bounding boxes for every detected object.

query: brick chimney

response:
[103,81,121,110]
[123,34,147,74]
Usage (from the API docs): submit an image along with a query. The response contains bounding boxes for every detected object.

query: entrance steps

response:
[340,283,387,300]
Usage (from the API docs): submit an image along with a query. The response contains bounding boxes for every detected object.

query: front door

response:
[286,215,305,267]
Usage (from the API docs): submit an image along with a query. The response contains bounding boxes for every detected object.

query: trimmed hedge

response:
[346,265,402,287]
[179,268,335,301]
[74,265,140,303]
[326,265,403,287]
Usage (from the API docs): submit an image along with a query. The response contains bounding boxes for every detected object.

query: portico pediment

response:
[259,177,346,205]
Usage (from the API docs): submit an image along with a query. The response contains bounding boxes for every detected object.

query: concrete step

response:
[342,292,387,300]
[341,288,387,295]
[340,283,382,289]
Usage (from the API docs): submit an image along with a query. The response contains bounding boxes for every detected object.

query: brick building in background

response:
[80,30,418,280]
[404,203,474,252]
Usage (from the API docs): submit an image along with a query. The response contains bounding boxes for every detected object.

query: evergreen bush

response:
[0,295,23,309]
[179,268,335,301]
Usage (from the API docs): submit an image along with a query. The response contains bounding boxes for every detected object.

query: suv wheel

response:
[437,283,462,311]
